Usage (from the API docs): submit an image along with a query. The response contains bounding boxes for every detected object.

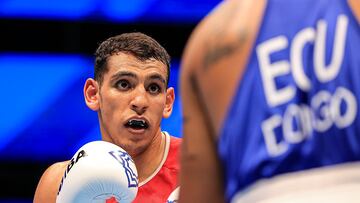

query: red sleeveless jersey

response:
[107,133,181,203]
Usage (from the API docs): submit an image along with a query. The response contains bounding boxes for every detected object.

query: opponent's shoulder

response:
[33,160,69,203]
[181,0,262,74]
[181,0,229,74]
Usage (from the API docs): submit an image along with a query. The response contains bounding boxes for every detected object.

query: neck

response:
[133,129,166,183]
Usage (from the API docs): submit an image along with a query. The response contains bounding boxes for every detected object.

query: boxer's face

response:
[92,52,174,157]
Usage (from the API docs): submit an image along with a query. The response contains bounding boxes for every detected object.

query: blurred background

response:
[0,0,219,202]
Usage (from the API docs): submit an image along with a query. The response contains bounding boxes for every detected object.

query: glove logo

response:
[109,150,138,188]
[58,149,87,195]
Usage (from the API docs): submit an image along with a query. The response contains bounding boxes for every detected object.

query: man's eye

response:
[148,84,161,94]
[116,80,131,90]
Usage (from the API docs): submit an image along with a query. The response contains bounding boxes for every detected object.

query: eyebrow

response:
[148,73,166,85]
[110,71,137,82]
[110,71,166,85]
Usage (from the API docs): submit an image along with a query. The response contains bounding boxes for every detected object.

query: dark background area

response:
[0,0,219,201]
[0,18,194,58]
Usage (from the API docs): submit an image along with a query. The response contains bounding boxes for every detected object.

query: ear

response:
[163,87,175,118]
[84,78,100,111]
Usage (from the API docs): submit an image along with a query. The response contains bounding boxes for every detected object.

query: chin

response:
[129,147,147,159]
[119,140,147,157]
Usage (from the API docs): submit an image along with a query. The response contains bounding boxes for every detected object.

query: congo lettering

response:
[261,87,357,157]
[256,14,358,157]
[57,150,86,194]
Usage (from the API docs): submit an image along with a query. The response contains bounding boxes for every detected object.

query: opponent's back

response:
[179,0,360,202]
[218,0,360,200]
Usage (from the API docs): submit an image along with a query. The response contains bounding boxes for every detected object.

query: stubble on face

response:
[96,53,169,157]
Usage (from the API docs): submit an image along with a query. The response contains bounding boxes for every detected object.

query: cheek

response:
[100,96,127,119]
[152,99,167,117]
[149,97,165,109]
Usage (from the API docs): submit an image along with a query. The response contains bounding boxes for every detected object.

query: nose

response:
[130,86,149,115]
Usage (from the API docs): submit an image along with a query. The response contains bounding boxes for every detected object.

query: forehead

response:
[106,52,167,78]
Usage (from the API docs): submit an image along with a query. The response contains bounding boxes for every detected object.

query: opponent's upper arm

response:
[33,161,68,203]
[179,4,215,160]
[179,5,226,202]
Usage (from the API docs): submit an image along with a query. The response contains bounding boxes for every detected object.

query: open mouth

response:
[125,119,149,130]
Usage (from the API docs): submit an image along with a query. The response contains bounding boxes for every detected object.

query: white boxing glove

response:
[166,187,180,203]
[56,141,138,203]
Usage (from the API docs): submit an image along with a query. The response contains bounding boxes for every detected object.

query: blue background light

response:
[0,53,182,161]
[0,0,218,200]
[0,0,97,20]
[0,0,218,22]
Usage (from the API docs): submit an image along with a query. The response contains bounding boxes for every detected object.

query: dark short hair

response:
[94,32,171,86]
